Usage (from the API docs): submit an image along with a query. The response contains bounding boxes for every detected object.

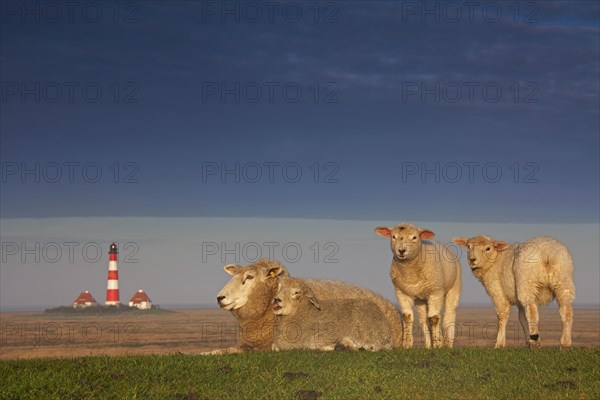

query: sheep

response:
[216,259,284,350]
[272,277,393,351]
[375,223,462,349]
[216,258,403,351]
[452,235,575,349]
[288,278,404,349]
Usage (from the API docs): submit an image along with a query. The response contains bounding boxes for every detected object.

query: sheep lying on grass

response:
[216,259,285,350]
[289,277,403,348]
[272,277,393,351]
[376,223,461,348]
[216,259,403,351]
[452,235,575,349]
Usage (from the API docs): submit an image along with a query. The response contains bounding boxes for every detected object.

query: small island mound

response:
[44,304,174,315]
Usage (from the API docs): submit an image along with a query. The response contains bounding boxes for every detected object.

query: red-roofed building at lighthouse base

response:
[129,290,152,310]
[73,291,98,308]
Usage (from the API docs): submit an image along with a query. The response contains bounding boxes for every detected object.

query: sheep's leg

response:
[426,292,444,349]
[556,292,574,350]
[523,303,540,348]
[517,304,529,346]
[442,281,461,348]
[396,292,414,349]
[494,302,511,348]
[201,347,245,355]
[415,301,431,349]
[336,337,359,351]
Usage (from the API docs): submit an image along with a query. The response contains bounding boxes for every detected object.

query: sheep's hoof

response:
[560,344,571,351]
[526,333,541,349]
[334,343,350,351]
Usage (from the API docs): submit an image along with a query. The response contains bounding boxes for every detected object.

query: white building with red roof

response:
[129,289,152,310]
[73,291,98,308]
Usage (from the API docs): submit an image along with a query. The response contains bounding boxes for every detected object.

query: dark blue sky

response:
[1,1,599,222]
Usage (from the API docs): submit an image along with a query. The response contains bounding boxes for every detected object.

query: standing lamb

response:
[272,277,393,351]
[376,223,461,348]
[216,259,403,351]
[452,235,575,349]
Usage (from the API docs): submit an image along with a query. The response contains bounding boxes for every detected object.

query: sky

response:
[1,1,599,309]
[1,217,599,309]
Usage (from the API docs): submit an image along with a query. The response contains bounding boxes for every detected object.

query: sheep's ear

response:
[224,264,243,276]
[375,227,392,238]
[452,237,468,247]
[266,265,285,279]
[419,229,435,239]
[308,295,321,311]
[494,241,510,251]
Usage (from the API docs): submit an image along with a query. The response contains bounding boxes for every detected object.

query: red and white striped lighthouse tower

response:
[105,242,120,306]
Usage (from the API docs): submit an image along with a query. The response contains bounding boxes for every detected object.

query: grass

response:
[1,348,599,400]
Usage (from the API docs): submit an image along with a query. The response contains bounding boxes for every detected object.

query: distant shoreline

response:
[2,303,599,313]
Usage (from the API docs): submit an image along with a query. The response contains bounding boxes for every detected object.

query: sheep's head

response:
[217,259,288,314]
[375,223,435,262]
[452,236,509,272]
[272,278,320,316]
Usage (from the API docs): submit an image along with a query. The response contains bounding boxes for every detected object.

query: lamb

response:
[376,223,462,349]
[452,235,575,349]
[272,277,393,351]
[216,258,403,351]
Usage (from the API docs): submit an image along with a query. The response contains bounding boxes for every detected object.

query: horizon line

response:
[1,216,599,224]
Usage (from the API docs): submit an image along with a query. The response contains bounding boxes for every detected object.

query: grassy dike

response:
[1,348,599,399]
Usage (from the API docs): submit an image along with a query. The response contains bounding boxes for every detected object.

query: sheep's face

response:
[375,223,435,262]
[217,260,286,312]
[272,284,301,316]
[273,279,320,316]
[452,236,509,272]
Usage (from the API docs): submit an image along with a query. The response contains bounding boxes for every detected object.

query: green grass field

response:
[1,348,599,400]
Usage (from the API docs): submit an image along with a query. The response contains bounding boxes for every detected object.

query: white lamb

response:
[272,277,393,351]
[452,235,575,349]
[376,223,462,348]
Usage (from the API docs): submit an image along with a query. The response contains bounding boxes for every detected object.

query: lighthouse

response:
[105,242,120,306]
